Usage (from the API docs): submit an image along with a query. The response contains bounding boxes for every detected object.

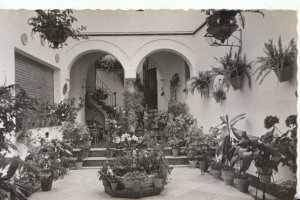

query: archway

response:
[69,50,125,147]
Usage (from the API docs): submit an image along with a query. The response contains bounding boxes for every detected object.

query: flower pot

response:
[154,178,164,189]
[41,175,53,191]
[229,75,243,90]
[44,27,72,48]
[200,87,209,97]
[172,148,180,157]
[199,161,209,175]
[222,170,235,185]
[132,182,141,191]
[237,178,249,193]
[110,182,118,191]
[74,161,83,170]
[257,167,272,183]
[210,170,221,179]
[189,160,198,168]
[275,65,292,82]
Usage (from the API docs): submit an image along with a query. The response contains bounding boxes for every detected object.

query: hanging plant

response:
[28,9,87,49]
[254,37,297,84]
[212,77,227,103]
[189,70,212,97]
[205,9,264,43]
[213,47,252,90]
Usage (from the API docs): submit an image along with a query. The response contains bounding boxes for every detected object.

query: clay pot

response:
[199,161,209,175]
[74,161,83,170]
[41,175,53,191]
[274,65,292,82]
[189,160,198,168]
[110,182,118,191]
[257,167,272,183]
[237,178,249,193]
[210,170,221,179]
[172,148,180,157]
[222,170,235,185]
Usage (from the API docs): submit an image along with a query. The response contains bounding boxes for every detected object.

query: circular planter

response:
[188,160,198,168]
[110,182,118,191]
[210,170,221,179]
[172,148,180,157]
[199,161,209,175]
[74,161,83,170]
[222,170,235,185]
[41,175,54,191]
[257,167,272,183]
[237,178,249,193]
[153,178,164,189]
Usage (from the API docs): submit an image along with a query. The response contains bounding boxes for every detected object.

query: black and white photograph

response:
[0,1,298,200]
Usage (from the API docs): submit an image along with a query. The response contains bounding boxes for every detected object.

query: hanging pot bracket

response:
[204,29,242,48]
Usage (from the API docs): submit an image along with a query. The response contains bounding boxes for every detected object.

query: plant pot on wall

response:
[274,65,292,82]
[200,87,210,97]
[229,75,243,90]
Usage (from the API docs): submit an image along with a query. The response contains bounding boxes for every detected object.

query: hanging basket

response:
[274,65,292,82]
[200,87,209,97]
[229,75,244,90]
[206,10,239,43]
[43,26,72,48]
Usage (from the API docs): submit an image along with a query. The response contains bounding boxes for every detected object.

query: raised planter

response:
[274,65,292,82]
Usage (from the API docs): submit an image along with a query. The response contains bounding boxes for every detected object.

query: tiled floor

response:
[29,167,257,200]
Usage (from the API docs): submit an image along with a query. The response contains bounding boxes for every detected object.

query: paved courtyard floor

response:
[29,167,267,200]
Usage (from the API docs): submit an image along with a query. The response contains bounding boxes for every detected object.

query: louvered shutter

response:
[15,53,54,103]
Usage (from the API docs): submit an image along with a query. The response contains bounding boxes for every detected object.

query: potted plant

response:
[28,9,87,49]
[74,145,90,169]
[185,127,204,167]
[254,37,297,84]
[214,47,252,90]
[169,137,183,157]
[61,122,90,148]
[209,160,223,179]
[123,171,148,191]
[190,70,212,97]
[205,10,264,43]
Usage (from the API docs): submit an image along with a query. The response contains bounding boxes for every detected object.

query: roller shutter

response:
[15,53,54,103]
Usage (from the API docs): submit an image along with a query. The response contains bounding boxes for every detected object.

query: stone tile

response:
[29,167,256,200]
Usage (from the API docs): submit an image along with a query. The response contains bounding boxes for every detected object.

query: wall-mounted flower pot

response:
[222,170,235,185]
[200,87,209,97]
[229,75,243,90]
[237,178,249,193]
[274,65,292,82]
[257,167,272,183]
[210,170,221,179]
[41,175,54,191]
[172,148,180,157]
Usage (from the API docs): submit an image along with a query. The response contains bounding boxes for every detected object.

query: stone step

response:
[80,155,189,167]
[73,147,185,157]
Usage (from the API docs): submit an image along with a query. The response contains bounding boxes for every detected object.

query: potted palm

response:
[214,47,252,90]
[28,9,87,49]
[189,70,212,97]
[205,10,264,43]
[254,37,297,84]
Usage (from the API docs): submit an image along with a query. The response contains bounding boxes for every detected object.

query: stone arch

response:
[131,39,196,78]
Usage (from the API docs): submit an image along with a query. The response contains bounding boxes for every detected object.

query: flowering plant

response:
[112,133,139,150]
[123,171,148,183]
[55,97,83,123]
[61,122,90,147]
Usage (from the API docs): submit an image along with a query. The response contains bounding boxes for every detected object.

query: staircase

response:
[73,148,189,167]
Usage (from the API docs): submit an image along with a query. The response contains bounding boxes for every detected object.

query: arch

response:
[131,39,196,78]
[65,39,130,78]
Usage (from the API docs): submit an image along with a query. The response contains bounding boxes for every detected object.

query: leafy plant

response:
[254,37,297,84]
[213,47,252,88]
[28,9,87,49]
[212,78,227,102]
[189,70,212,96]
[61,122,90,147]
